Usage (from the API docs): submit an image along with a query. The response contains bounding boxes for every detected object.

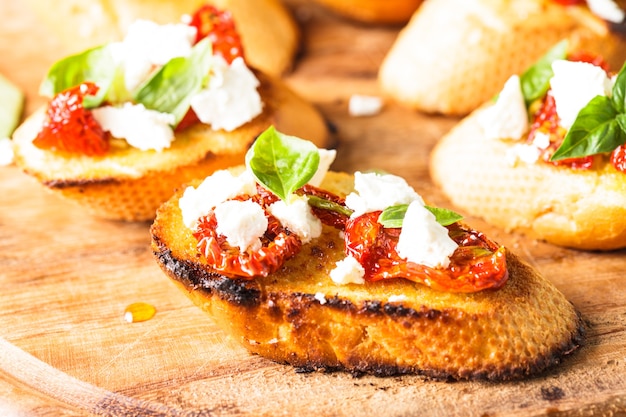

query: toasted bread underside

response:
[23,0,299,77]
[430,107,626,251]
[379,0,626,115]
[151,171,583,381]
[12,73,330,221]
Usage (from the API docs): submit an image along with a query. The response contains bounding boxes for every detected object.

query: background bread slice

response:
[151,171,583,381]
[23,0,299,77]
[379,0,626,115]
[12,73,330,221]
[430,106,626,250]
[311,0,423,25]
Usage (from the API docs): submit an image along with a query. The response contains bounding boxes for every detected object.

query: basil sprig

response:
[378,204,463,228]
[39,44,118,108]
[245,126,320,202]
[520,40,568,107]
[134,38,213,125]
[551,61,626,161]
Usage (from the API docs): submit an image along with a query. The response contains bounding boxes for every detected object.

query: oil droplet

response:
[124,302,156,323]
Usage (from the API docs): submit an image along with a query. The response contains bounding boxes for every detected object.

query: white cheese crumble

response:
[550,60,614,130]
[314,292,327,305]
[111,19,197,91]
[190,56,263,132]
[532,131,551,150]
[179,169,257,229]
[0,138,14,166]
[588,0,625,23]
[330,255,365,285]
[388,295,407,303]
[479,75,529,141]
[214,200,268,252]
[308,148,336,187]
[348,94,383,117]
[396,201,458,269]
[92,103,175,152]
[268,194,322,244]
[345,171,424,218]
[505,143,542,166]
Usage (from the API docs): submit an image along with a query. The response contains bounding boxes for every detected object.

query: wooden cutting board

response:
[1,1,625,416]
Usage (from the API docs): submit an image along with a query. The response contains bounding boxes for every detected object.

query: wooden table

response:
[1,1,625,416]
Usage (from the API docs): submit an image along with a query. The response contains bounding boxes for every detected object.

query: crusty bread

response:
[23,0,299,77]
[430,106,626,251]
[12,73,330,222]
[311,0,423,25]
[150,170,583,381]
[379,0,626,115]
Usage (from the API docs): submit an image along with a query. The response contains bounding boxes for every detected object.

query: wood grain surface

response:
[1,1,626,416]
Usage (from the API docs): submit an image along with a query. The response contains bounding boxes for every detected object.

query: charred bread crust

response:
[12,72,329,221]
[379,0,626,115]
[430,106,626,251]
[150,171,584,381]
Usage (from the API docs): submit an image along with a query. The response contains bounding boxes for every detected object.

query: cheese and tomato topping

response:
[179,127,508,293]
[32,5,262,156]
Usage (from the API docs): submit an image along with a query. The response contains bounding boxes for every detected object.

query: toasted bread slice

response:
[150,171,583,381]
[430,106,626,251]
[379,0,626,115]
[311,0,423,25]
[12,73,330,221]
[24,0,299,76]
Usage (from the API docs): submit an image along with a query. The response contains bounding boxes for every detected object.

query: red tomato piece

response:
[188,5,245,64]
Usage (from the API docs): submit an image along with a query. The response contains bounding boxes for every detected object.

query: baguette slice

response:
[379,0,626,115]
[151,170,583,381]
[311,0,423,25]
[430,106,626,251]
[24,0,299,77]
[12,73,330,222]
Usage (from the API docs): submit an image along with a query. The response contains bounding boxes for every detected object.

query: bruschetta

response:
[430,41,626,250]
[151,126,583,381]
[12,6,329,222]
[379,0,626,115]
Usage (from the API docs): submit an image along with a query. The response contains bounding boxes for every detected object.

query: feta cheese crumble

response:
[479,75,529,141]
[330,255,365,285]
[214,200,268,252]
[549,60,614,130]
[348,94,383,117]
[396,201,458,269]
[0,138,13,166]
[588,0,625,23]
[345,171,424,218]
[179,169,258,229]
[308,148,337,187]
[92,103,175,152]
[268,194,322,244]
[190,56,263,132]
[314,292,327,304]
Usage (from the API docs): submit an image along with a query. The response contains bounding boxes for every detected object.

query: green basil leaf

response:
[378,204,463,228]
[39,44,118,108]
[134,38,213,125]
[550,95,626,160]
[378,204,408,228]
[245,126,320,201]
[611,61,626,113]
[307,195,354,217]
[520,40,568,107]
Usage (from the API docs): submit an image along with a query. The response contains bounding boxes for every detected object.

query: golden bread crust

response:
[430,107,626,250]
[12,73,330,221]
[379,0,626,115]
[311,0,423,25]
[150,171,583,380]
[23,0,299,76]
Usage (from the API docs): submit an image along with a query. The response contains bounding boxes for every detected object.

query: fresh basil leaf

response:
[307,195,354,217]
[378,204,408,228]
[520,40,568,107]
[550,95,626,160]
[245,126,320,202]
[39,44,117,108]
[611,61,626,113]
[134,38,213,125]
[378,204,463,228]
[426,206,464,226]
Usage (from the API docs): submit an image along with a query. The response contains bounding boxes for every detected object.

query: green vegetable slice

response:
[0,73,24,138]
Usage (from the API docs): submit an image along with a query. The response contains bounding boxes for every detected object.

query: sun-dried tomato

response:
[344,212,508,293]
[188,5,244,64]
[299,184,350,230]
[33,82,109,156]
[552,0,585,5]
[611,144,626,172]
